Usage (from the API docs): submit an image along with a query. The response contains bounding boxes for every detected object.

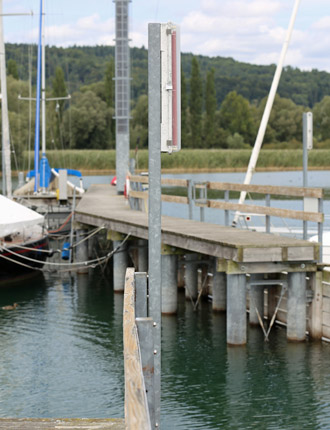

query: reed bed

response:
[21,149,330,172]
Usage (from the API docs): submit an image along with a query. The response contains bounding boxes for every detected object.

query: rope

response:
[72,226,105,248]
[0,233,131,272]
[48,212,73,234]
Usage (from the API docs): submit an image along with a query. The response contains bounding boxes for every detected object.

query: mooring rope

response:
[0,233,131,273]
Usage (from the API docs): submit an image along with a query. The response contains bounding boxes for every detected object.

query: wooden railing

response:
[123,268,152,430]
[128,174,324,224]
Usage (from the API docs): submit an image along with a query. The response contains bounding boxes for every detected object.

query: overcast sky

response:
[3,0,330,72]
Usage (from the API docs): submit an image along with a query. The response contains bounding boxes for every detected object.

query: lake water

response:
[2,170,330,429]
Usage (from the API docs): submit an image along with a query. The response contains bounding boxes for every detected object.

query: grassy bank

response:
[21,149,330,173]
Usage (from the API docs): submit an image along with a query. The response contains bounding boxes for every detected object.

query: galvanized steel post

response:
[148,23,162,427]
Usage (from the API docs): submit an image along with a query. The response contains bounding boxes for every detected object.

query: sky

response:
[2,0,330,72]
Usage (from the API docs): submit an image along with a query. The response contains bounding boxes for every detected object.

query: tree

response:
[219,91,255,145]
[104,58,115,138]
[189,56,203,148]
[257,94,304,143]
[104,58,115,108]
[7,59,18,79]
[181,69,188,147]
[130,94,148,148]
[313,96,330,141]
[63,90,110,149]
[52,66,67,118]
[204,68,217,148]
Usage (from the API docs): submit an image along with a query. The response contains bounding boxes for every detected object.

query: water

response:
[2,170,330,429]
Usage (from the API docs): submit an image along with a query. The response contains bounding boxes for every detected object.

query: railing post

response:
[318,197,323,263]
[265,193,271,233]
[187,179,193,220]
[224,190,229,226]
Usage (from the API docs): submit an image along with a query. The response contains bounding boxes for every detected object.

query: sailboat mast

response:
[41,0,46,156]
[0,0,12,198]
[34,0,43,192]
[232,0,301,226]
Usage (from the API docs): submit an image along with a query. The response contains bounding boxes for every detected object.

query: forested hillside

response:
[4,43,330,161]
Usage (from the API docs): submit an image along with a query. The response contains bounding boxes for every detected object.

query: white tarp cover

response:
[0,195,44,237]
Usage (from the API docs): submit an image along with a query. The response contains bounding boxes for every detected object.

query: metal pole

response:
[148,23,162,428]
[114,0,131,194]
[303,112,312,240]
[232,0,301,226]
[0,0,12,198]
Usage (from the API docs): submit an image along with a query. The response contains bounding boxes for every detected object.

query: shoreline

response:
[6,166,330,176]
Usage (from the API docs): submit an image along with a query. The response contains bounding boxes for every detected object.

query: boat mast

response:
[34,0,43,193]
[0,0,12,198]
[232,0,301,226]
[41,0,46,160]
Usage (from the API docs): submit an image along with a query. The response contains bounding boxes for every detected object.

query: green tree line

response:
[3,43,330,167]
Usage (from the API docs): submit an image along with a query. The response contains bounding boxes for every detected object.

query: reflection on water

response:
[160,292,330,430]
[0,269,124,419]
[2,268,330,427]
[2,169,330,427]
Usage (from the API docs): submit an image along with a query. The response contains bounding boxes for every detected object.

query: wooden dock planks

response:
[0,418,125,429]
[75,184,318,265]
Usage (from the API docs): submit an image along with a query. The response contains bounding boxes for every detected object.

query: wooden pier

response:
[0,418,124,429]
[75,183,321,345]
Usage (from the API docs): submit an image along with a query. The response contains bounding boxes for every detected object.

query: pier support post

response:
[161,246,178,315]
[227,274,247,345]
[138,239,148,272]
[185,253,198,301]
[212,259,226,312]
[249,275,264,326]
[113,239,128,293]
[287,272,307,341]
[308,270,323,340]
[76,229,88,274]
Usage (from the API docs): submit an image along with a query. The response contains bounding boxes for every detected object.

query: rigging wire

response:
[0,232,131,273]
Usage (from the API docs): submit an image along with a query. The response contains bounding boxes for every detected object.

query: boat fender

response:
[124,175,130,199]
[61,242,71,260]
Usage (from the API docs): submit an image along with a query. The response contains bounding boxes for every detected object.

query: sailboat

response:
[14,0,84,230]
[0,196,50,282]
[0,0,50,281]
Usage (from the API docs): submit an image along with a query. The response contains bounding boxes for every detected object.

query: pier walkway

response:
[75,184,320,346]
[75,184,318,269]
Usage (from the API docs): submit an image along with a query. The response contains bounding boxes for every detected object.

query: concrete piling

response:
[113,240,129,293]
[161,254,178,314]
[185,253,198,301]
[212,260,226,312]
[227,274,247,345]
[287,272,306,341]
[76,229,88,274]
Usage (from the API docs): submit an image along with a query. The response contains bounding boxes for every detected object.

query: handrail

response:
[208,181,323,198]
[123,267,151,430]
[128,177,324,224]
[129,175,323,199]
